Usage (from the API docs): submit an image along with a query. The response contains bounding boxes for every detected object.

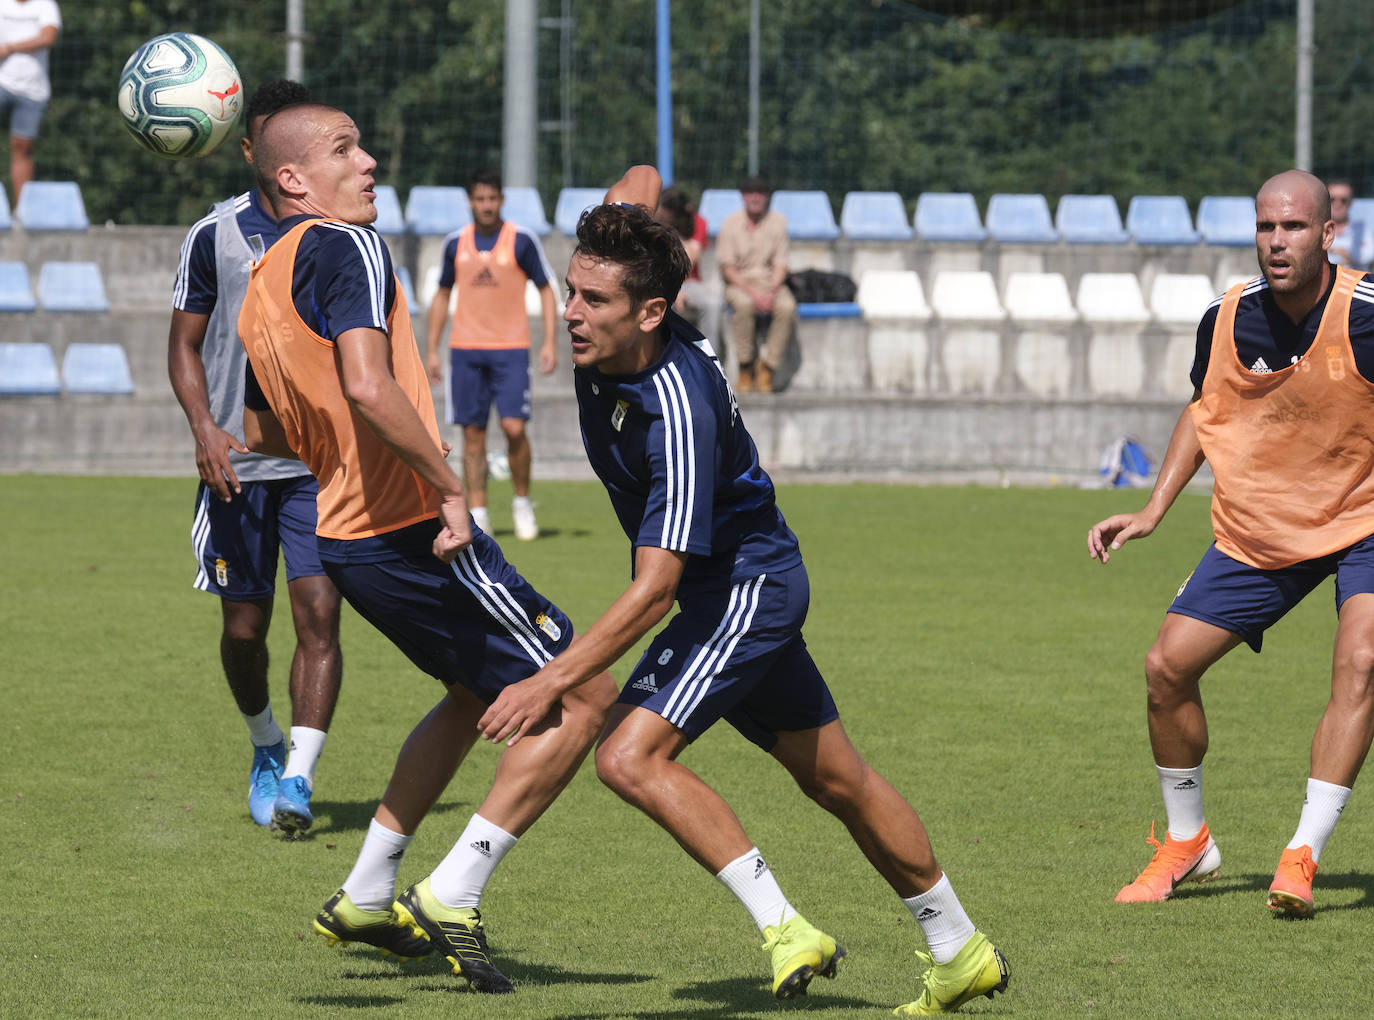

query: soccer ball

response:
[117,33,242,159]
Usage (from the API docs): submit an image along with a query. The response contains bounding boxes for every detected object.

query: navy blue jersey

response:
[575,311,802,595]
[436,223,553,289]
[1190,266,1374,389]
[173,190,283,314]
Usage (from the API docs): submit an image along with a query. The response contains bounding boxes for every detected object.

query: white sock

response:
[471,505,491,532]
[341,819,414,911]
[1288,778,1351,862]
[513,495,532,510]
[281,726,327,787]
[428,814,518,909]
[903,874,976,964]
[242,705,284,747]
[1157,764,1205,840]
[715,847,796,932]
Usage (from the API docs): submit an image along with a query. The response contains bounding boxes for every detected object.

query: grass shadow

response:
[295,797,466,838]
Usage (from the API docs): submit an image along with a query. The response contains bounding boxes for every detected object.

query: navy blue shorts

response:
[192,475,324,600]
[449,347,531,425]
[321,521,572,702]
[620,564,839,750]
[1168,534,1374,652]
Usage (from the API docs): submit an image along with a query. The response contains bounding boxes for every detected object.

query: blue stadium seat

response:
[797,302,861,319]
[395,265,419,311]
[554,187,605,235]
[770,191,839,241]
[371,184,405,237]
[1350,197,1374,232]
[0,262,35,311]
[404,185,471,236]
[914,193,987,242]
[699,189,744,237]
[0,341,59,394]
[1055,195,1129,244]
[37,262,109,312]
[500,186,551,235]
[1126,196,1198,245]
[840,191,913,241]
[15,181,88,231]
[1196,195,1256,246]
[986,193,1058,243]
[61,343,134,395]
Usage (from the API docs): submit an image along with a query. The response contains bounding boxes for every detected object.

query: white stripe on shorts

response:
[449,544,554,668]
[662,574,765,729]
[191,486,212,590]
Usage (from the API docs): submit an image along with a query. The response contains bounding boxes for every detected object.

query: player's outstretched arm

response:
[477,545,688,746]
[424,285,451,384]
[168,308,249,500]
[1088,399,1205,563]
[604,165,663,213]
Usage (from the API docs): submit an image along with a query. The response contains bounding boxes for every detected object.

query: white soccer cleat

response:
[512,499,539,541]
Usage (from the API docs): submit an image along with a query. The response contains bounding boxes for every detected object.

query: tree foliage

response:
[42,0,1368,226]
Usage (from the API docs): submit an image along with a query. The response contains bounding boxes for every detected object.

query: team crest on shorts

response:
[1176,570,1193,598]
[611,399,629,432]
[535,612,562,641]
[215,558,229,587]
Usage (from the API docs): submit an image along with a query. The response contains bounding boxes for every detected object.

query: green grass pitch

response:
[3,476,1373,1018]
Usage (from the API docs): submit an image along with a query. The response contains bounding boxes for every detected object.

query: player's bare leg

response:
[462,423,489,515]
[221,597,287,826]
[388,672,618,993]
[271,574,344,834]
[1118,613,1239,902]
[769,720,940,897]
[595,704,844,1000]
[501,417,538,540]
[1269,593,1374,917]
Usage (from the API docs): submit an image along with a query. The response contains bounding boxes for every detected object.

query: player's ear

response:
[276,161,306,199]
[636,296,668,334]
[240,135,254,165]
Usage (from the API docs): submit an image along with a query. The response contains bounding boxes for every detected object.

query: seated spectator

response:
[717,175,796,394]
[654,185,719,346]
[1327,178,1365,269]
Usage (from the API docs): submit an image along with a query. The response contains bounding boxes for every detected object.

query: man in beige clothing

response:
[717,176,795,393]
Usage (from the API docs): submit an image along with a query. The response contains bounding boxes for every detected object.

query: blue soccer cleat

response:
[248,740,286,827]
[272,775,314,835]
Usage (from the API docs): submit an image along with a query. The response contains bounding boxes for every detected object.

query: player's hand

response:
[441,440,453,459]
[1088,511,1159,563]
[477,673,561,746]
[538,342,557,376]
[193,423,249,502]
[432,494,472,562]
[754,288,775,313]
[425,352,443,385]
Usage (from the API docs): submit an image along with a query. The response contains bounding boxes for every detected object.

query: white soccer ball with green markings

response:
[118,32,242,159]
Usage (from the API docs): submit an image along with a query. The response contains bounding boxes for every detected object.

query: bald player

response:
[238,103,617,991]
[1089,169,1374,918]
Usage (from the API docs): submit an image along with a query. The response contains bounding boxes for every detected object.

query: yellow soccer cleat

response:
[761,913,846,1000]
[894,931,1010,1015]
[312,888,432,960]
[393,878,513,993]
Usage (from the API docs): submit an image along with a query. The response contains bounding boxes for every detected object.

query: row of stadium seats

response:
[0,341,133,395]
[0,261,108,312]
[393,185,1282,244]
[857,269,1221,324]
